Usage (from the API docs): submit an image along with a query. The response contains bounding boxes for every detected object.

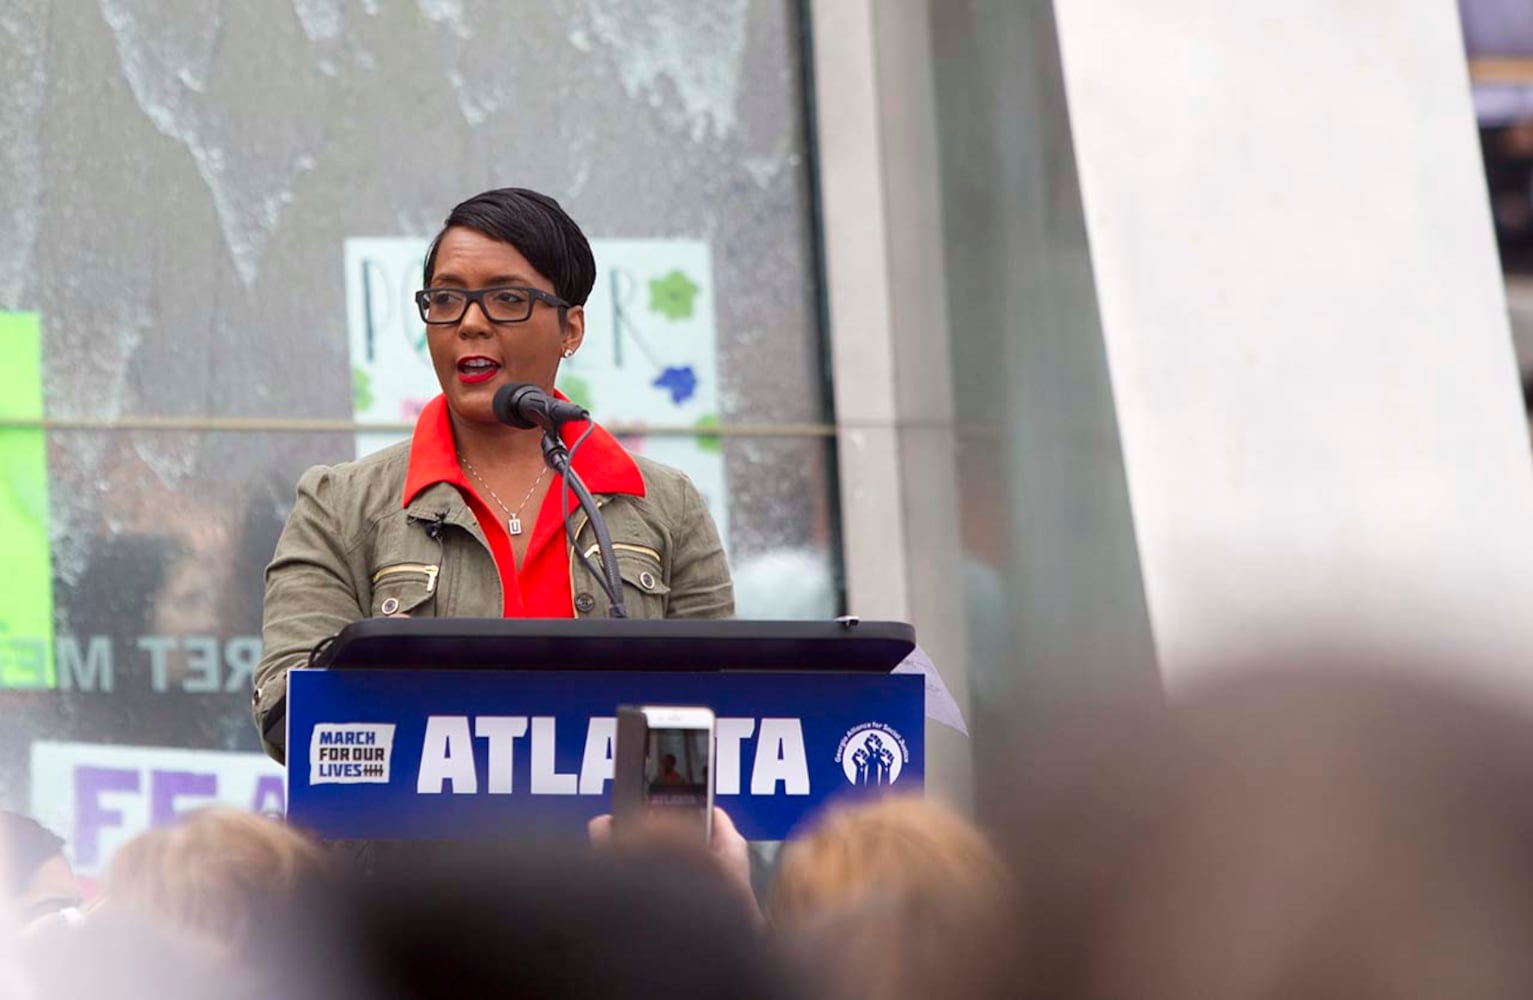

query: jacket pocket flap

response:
[615,550,670,596]
[370,564,439,616]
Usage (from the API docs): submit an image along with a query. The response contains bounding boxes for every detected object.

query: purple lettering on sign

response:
[149,770,217,827]
[250,775,285,816]
[74,766,141,867]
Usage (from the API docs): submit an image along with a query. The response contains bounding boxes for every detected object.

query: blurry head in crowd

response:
[103,807,325,957]
[288,841,790,1000]
[20,914,265,1000]
[770,795,1016,1000]
[0,811,81,925]
[770,793,1011,925]
[1002,660,1533,1000]
[787,890,1012,1000]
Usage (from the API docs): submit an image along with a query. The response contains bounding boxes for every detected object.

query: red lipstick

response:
[456,355,501,385]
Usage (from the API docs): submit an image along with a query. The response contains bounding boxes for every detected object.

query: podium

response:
[285,619,925,842]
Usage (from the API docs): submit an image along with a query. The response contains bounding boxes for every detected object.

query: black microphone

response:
[492,383,589,432]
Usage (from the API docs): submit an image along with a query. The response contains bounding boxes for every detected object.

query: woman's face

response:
[424,226,584,426]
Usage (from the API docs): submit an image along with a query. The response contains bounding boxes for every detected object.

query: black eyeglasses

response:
[414,286,570,325]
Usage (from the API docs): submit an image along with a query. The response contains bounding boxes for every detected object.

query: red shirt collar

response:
[402,393,645,508]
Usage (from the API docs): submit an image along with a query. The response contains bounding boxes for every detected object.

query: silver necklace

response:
[461,458,549,537]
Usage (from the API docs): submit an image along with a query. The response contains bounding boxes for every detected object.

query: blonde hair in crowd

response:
[770,794,1016,1000]
[104,807,324,951]
[769,793,1012,924]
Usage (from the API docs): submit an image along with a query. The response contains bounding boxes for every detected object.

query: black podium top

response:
[311,618,916,674]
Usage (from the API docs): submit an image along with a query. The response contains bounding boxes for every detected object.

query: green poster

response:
[0,312,54,688]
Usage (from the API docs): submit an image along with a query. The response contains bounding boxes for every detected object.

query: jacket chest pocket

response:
[577,543,670,618]
[370,563,440,617]
[615,545,670,617]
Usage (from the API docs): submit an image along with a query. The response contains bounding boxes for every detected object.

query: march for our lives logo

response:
[835,723,909,787]
[310,723,396,785]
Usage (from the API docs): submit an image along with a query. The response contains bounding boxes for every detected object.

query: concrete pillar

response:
[1052,0,1533,695]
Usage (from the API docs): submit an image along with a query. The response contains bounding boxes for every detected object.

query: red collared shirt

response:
[400,394,645,617]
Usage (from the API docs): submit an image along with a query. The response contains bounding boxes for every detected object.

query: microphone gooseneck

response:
[542,432,629,619]
[486,383,626,618]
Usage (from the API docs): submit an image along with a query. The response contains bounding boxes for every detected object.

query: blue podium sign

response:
[286,668,924,841]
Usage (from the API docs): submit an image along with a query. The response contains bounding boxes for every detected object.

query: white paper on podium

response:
[892,645,969,736]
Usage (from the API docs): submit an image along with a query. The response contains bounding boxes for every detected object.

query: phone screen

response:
[643,725,712,815]
[613,706,715,841]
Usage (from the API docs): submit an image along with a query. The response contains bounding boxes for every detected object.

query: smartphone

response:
[613,705,716,841]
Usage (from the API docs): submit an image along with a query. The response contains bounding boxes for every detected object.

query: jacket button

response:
[574,592,596,614]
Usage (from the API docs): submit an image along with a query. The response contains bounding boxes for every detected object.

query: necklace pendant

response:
[508,514,523,536]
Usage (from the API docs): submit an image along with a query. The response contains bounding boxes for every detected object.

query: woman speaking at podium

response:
[253,188,734,760]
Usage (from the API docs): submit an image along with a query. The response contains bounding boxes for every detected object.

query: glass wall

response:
[0,0,835,872]
[924,0,1159,754]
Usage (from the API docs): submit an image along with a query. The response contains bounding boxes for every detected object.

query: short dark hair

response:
[1,810,66,895]
[422,188,597,307]
[290,843,791,1000]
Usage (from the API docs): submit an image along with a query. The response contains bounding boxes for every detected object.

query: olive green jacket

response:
[253,439,733,760]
